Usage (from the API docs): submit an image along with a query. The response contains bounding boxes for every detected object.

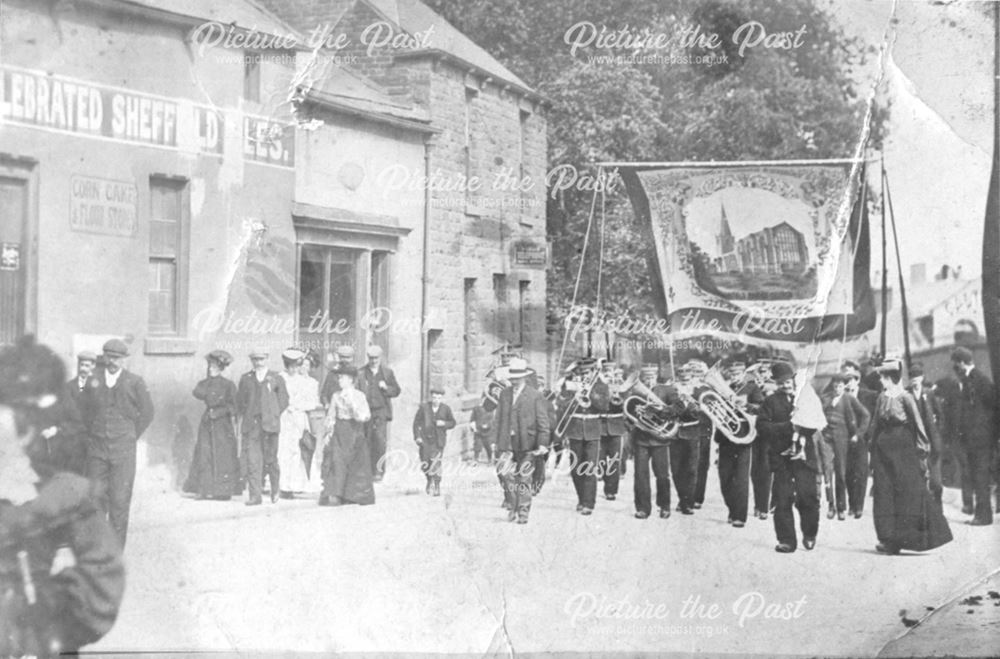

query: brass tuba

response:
[698,368,757,445]
[621,372,679,440]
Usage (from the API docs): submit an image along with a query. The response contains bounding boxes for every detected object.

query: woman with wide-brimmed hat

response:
[184,350,241,500]
[869,359,952,555]
[319,365,373,506]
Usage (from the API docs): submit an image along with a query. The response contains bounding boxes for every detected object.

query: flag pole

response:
[879,156,889,356]
[981,0,1000,392]
[884,168,912,368]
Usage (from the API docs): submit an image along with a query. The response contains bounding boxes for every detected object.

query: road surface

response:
[95,443,999,656]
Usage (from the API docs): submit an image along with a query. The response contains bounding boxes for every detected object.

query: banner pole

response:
[879,156,889,356]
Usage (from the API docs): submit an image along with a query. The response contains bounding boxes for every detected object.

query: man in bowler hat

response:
[85,338,155,547]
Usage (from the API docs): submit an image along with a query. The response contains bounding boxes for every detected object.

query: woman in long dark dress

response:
[319,366,373,506]
[869,359,952,554]
[184,350,240,500]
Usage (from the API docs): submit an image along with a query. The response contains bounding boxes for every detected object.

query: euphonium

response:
[698,369,757,445]
[622,375,679,440]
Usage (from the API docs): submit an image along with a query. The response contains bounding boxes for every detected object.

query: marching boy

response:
[413,388,456,496]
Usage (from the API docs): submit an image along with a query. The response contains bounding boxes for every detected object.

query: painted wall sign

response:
[512,240,549,268]
[70,175,138,237]
[0,65,295,168]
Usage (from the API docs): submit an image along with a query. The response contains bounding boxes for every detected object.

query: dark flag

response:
[983,2,1000,408]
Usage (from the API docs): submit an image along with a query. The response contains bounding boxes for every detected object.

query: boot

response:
[432,479,441,497]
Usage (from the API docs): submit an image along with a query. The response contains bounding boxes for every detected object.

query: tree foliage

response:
[424,0,877,329]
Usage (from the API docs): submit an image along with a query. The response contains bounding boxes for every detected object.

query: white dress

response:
[277,371,320,493]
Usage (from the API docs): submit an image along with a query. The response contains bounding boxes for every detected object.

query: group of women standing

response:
[183,348,375,506]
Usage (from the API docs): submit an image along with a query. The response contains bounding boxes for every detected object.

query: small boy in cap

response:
[412,387,456,496]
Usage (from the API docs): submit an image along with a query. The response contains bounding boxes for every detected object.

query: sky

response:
[829,0,995,282]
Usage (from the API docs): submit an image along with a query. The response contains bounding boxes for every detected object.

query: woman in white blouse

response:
[276,349,320,498]
[319,365,373,506]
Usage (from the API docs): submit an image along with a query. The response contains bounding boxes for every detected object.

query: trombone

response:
[553,358,603,438]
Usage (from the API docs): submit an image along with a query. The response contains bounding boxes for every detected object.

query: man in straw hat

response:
[494,358,550,524]
[757,362,820,553]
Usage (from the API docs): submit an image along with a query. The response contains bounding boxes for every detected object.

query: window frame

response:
[147,176,189,336]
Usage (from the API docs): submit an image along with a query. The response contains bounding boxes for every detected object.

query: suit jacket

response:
[85,368,155,443]
[356,364,401,420]
[495,385,551,453]
[944,369,996,447]
[236,370,288,434]
[413,402,456,449]
[820,393,863,442]
[757,390,819,471]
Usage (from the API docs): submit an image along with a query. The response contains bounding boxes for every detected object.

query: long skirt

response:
[277,408,310,492]
[871,425,952,551]
[322,419,375,505]
[184,412,240,498]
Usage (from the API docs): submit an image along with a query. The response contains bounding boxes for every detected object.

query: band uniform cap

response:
[828,373,848,385]
[336,345,356,358]
[950,347,973,364]
[77,350,98,363]
[429,386,445,395]
[206,349,234,368]
[684,359,708,374]
[640,365,659,376]
[506,357,533,379]
[102,339,129,357]
[366,345,383,358]
[909,363,925,378]
[249,347,269,359]
[770,362,795,383]
[282,348,306,362]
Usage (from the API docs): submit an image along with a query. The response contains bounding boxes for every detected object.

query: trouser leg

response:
[633,443,652,515]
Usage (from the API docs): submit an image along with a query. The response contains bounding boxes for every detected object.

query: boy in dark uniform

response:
[413,388,456,496]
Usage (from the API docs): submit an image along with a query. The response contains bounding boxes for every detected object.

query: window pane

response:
[299,247,325,328]
[328,261,355,327]
[149,219,177,256]
[148,261,176,332]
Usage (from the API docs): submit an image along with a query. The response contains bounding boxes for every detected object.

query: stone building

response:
[0,0,547,478]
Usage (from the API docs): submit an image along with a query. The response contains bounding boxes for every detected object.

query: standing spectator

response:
[495,359,550,524]
[320,345,356,407]
[320,366,373,506]
[357,345,401,482]
[757,362,820,553]
[908,364,944,504]
[412,388,456,496]
[943,348,996,525]
[842,361,878,518]
[819,374,868,521]
[0,336,125,657]
[469,401,496,464]
[65,351,96,415]
[236,348,288,506]
[276,348,320,498]
[85,339,154,548]
[183,350,240,500]
[869,359,953,552]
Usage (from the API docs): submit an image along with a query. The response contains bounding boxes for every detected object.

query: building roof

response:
[298,61,434,131]
[362,0,531,91]
[109,0,304,42]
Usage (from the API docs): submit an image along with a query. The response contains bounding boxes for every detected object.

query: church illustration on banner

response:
[710,203,810,276]
[686,190,819,301]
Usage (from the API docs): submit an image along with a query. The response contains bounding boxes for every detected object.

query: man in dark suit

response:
[356,345,401,482]
[908,364,944,504]
[413,388,456,496]
[495,358,550,524]
[84,339,155,548]
[236,348,289,506]
[944,347,996,525]
[757,362,820,553]
[842,361,877,518]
